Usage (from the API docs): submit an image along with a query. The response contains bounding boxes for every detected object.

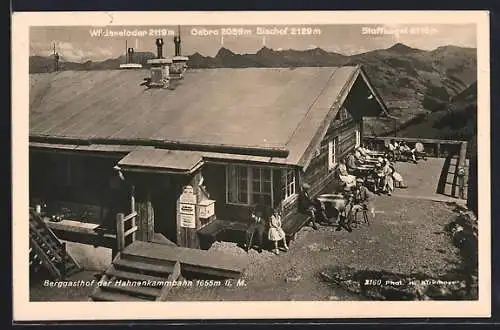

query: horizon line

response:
[30,41,477,63]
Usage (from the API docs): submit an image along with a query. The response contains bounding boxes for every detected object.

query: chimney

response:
[127,47,134,64]
[146,38,172,88]
[174,26,181,57]
[170,27,188,80]
[53,52,59,72]
[156,38,164,58]
[52,43,59,72]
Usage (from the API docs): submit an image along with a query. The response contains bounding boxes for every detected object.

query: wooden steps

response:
[122,241,247,279]
[89,252,182,302]
[29,210,82,279]
[113,258,175,275]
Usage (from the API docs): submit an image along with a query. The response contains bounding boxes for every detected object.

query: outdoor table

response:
[316,194,347,220]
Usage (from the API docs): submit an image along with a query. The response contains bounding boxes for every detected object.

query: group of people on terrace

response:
[342,144,408,196]
[245,140,425,253]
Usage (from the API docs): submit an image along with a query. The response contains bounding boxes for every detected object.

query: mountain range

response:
[30,43,477,143]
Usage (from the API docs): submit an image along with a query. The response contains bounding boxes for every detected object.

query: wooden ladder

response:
[29,210,82,279]
[89,254,182,302]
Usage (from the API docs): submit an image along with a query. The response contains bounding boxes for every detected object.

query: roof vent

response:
[120,47,143,69]
[170,27,188,79]
[146,38,171,88]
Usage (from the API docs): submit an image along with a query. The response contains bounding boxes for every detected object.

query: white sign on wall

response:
[179,185,197,204]
[179,185,197,228]
[180,213,196,228]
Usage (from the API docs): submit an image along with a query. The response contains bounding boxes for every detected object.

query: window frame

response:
[226,164,274,207]
[355,129,361,148]
[281,168,297,203]
[328,136,339,171]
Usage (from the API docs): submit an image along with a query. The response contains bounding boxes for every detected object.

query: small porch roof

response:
[117,147,297,174]
[118,147,205,174]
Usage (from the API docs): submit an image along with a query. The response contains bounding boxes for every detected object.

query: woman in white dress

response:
[268,208,288,255]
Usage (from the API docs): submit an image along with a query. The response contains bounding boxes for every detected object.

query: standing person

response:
[298,183,322,230]
[104,165,130,233]
[245,199,268,253]
[268,207,288,255]
[383,159,395,196]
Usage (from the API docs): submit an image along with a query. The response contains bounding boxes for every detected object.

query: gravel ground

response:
[167,196,462,301]
[30,196,465,301]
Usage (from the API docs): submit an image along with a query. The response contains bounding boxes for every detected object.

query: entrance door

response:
[152,177,184,244]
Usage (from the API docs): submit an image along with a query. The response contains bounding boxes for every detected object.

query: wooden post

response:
[436,143,441,158]
[130,186,136,243]
[116,213,125,253]
[458,141,468,200]
[61,242,67,279]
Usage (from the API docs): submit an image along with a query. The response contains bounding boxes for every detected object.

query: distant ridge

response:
[30,42,477,139]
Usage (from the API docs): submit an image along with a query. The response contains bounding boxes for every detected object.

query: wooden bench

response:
[282,212,311,243]
[197,219,249,250]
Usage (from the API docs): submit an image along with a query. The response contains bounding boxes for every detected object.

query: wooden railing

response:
[363,136,464,158]
[363,136,469,200]
[115,207,138,257]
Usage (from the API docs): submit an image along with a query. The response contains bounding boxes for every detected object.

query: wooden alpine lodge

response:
[28,35,391,299]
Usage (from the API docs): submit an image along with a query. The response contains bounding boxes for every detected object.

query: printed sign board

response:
[180,213,196,228]
[180,203,195,215]
[179,185,197,204]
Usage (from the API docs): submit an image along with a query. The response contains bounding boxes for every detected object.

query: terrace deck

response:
[390,157,467,204]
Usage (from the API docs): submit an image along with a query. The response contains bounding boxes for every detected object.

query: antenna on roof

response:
[52,42,59,72]
[125,40,128,63]
[120,39,142,69]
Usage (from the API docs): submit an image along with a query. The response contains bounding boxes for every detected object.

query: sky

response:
[30,24,477,62]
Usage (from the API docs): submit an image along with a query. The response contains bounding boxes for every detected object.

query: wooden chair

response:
[349,204,370,227]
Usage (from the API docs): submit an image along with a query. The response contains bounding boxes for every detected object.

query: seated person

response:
[356,145,372,159]
[359,144,381,158]
[390,165,408,188]
[387,139,398,160]
[354,148,366,164]
[399,141,417,163]
[337,158,357,189]
[346,152,360,174]
[340,178,375,231]
[351,178,376,222]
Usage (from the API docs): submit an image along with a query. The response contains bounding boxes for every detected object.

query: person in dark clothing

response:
[298,183,325,230]
[245,199,269,252]
[103,165,130,233]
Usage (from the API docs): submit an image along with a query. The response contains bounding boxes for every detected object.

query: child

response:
[268,207,288,255]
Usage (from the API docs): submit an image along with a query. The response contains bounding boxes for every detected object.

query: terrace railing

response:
[363,136,465,159]
[363,136,469,200]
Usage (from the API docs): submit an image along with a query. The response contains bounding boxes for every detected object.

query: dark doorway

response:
[152,175,186,244]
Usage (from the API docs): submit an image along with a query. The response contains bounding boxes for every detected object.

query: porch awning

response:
[118,147,204,174]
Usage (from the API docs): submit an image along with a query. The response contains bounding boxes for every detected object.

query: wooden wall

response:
[29,150,125,225]
[303,116,361,197]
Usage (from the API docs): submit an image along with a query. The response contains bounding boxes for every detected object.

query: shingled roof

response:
[29,66,387,169]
